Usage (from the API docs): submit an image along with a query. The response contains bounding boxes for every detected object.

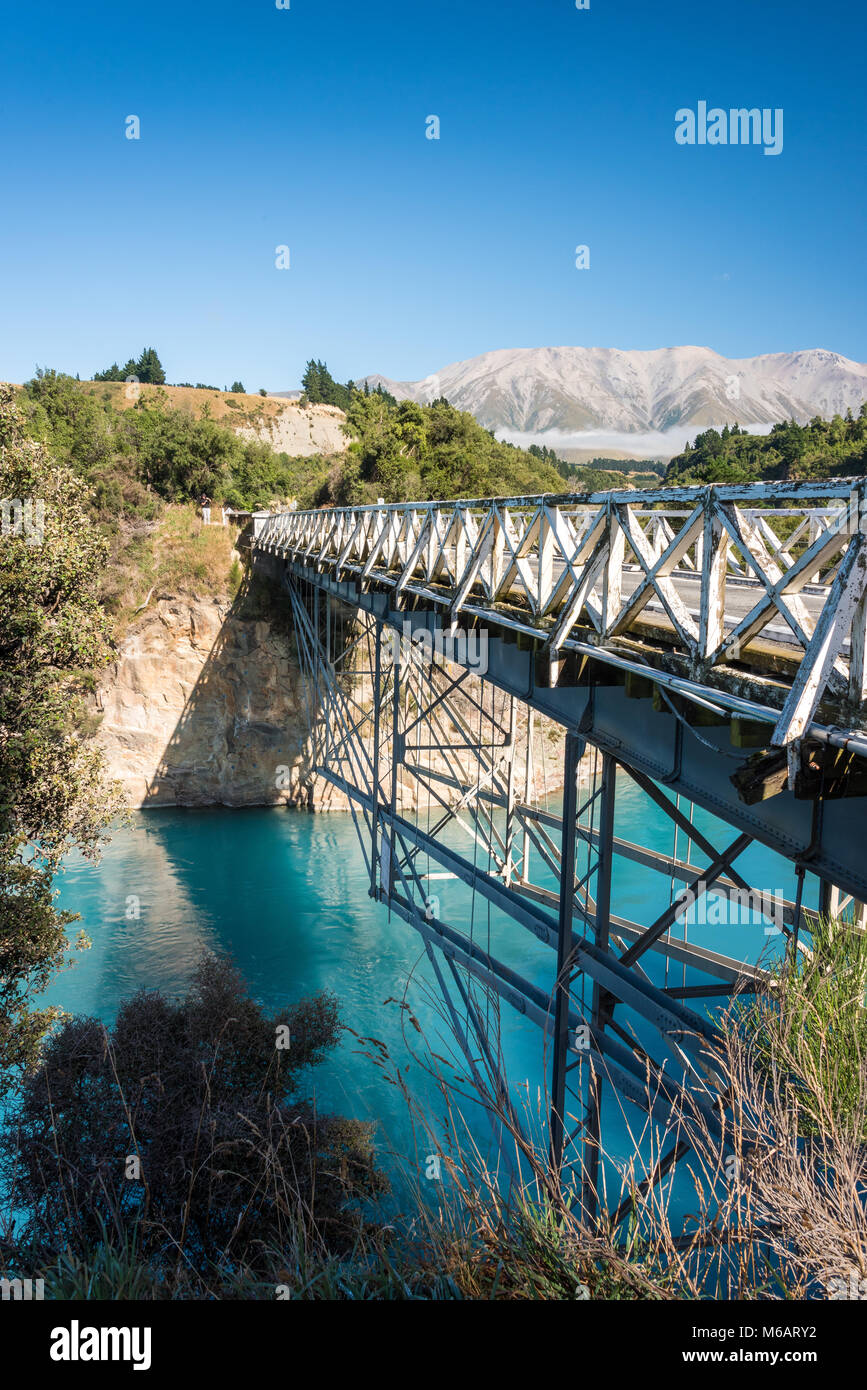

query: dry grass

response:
[79,380,291,427]
[351,916,867,1302]
[679,922,867,1299]
[76,380,346,443]
[6,937,864,1300]
[100,503,243,633]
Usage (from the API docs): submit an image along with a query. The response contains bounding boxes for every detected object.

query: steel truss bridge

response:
[251,481,867,1224]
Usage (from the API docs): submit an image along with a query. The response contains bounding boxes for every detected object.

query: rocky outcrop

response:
[236,402,347,458]
[93,597,326,809]
[93,593,575,812]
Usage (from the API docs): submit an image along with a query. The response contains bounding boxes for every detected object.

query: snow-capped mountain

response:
[360,346,867,457]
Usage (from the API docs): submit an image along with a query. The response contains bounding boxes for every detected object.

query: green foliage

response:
[361,379,399,407]
[301,358,355,411]
[326,392,564,505]
[19,368,569,519]
[300,359,395,412]
[230,380,245,394]
[94,346,166,385]
[0,385,123,1081]
[19,371,313,515]
[125,395,239,501]
[1,953,387,1286]
[527,442,570,474]
[41,1216,162,1301]
[666,408,867,485]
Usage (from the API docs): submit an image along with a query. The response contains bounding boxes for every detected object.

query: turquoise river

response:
[46,777,812,1217]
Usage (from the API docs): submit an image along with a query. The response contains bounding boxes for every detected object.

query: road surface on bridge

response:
[495,558,829,655]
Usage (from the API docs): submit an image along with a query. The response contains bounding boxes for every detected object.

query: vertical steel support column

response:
[582,752,617,1222]
[521,708,534,881]
[369,619,383,899]
[819,879,833,917]
[549,730,584,1174]
[503,697,518,886]
[389,632,401,819]
[380,632,401,901]
[313,586,322,759]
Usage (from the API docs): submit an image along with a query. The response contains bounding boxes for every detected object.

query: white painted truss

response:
[254,481,867,747]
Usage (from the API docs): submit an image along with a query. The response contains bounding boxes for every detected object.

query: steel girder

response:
[279,573,803,1222]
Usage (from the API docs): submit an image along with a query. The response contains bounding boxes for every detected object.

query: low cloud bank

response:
[498,423,777,459]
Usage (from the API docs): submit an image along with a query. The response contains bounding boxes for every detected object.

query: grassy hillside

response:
[18,370,333,513]
[18,369,567,512]
[98,505,243,633]
[9,370,569,626]
[83,379,290,428]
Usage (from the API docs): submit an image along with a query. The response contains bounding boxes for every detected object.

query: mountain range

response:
[360,346,867,459]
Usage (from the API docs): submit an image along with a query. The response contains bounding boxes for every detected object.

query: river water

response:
[46,779,809,1217]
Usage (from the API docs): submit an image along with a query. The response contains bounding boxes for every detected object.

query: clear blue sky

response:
[1,0,864,389]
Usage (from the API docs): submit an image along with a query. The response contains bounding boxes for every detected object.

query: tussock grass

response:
[102,503,242,631]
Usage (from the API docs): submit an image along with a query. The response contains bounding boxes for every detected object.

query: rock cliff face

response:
[236,401,347,457]
[93,597,326,809]
[93,592,572,812]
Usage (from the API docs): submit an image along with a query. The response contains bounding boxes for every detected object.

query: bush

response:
[19,371,319,514]
[0,385,122,1079]
[329,392,564,505]
[0,953,387,1290]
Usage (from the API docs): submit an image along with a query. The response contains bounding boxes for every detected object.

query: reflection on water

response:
[47,781,810,1216]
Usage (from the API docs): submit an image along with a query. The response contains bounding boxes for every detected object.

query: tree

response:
[93,347,165,385]
[336,390,563,504]
[301,359,354,411]
[24,368,114,472]
[0,385,123,1082]
[92,361,122,382]
[124,395,234,501]
[135,347,166,385]
[18,370,314,515]
[230,381,245,394]
[363,380,399,408]
[665,411,867,486]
